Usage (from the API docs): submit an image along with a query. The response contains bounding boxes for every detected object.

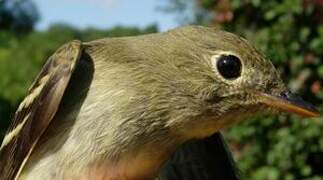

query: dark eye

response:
[216,55,242,79]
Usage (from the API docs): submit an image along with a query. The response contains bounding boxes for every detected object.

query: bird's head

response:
[154,26,320,140]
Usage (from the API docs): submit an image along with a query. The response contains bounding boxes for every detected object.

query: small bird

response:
[0,26,319,180]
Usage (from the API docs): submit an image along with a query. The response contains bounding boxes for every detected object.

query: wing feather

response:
[0,40,82,180]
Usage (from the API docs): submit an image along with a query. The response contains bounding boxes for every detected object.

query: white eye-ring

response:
[211,52,244,82]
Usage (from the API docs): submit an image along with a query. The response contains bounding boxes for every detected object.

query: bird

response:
[0,25,319,180]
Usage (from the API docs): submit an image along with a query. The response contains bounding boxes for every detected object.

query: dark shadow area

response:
[38,49,95,154]
[0,97,13,139]
[158,132,240,180]
[307,152,323,176]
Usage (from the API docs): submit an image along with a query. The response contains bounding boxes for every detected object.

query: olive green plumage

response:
[0,25,318,180]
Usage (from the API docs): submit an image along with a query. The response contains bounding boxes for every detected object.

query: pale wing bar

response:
[0,40,82,180]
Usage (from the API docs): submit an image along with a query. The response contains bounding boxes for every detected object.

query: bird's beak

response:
[257,90,320,117]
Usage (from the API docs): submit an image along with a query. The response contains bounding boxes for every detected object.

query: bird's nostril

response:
[280,91,289,98]
[280,90,294,99]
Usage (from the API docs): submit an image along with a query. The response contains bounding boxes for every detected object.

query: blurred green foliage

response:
[167,0,323,179]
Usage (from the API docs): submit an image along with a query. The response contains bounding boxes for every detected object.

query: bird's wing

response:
[0,40,83,180]
[158,132,240,180]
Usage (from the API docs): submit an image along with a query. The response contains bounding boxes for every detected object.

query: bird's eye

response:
[216,55,242,79]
